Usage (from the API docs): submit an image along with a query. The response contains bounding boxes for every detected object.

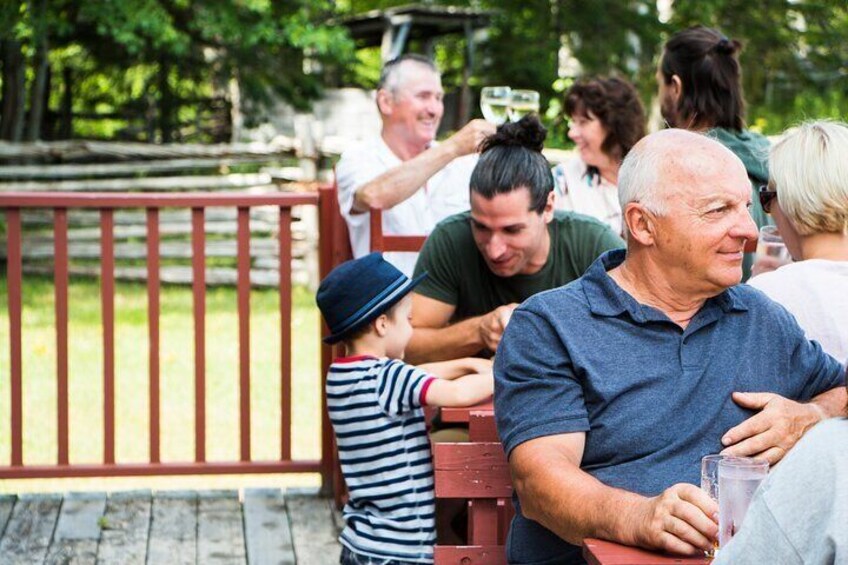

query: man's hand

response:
[445,119,496,158]
[627,484,717,556]
[720,391,824,465]
[478,303,518,351]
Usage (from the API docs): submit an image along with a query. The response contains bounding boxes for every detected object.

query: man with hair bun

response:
[335,54,495,276]
[658,25,771,279]
[405,116,623,364]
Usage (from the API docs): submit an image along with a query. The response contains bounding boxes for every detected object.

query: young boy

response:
[317,253,494,565]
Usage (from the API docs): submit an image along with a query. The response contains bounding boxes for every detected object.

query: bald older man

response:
[494,129,847,564]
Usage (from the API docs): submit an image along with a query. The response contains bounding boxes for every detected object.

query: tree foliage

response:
[0,0,354,142]
[0,0,845,143]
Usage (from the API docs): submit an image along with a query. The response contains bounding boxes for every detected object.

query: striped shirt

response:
[327,355,437,563]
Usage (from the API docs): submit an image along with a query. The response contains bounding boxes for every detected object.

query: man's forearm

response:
[353,142,458,212]
[514,450,646,546]
[810,386,848,419]
[406,316,485,364]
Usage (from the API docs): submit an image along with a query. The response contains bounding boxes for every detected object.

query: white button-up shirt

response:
[336,136,477,276]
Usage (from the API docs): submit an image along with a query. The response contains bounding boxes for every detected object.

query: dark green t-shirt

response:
[413,210,625,322]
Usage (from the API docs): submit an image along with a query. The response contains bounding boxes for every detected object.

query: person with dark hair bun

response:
[658,25,772,279]
[553,76,646,236]
[405,115,624,363]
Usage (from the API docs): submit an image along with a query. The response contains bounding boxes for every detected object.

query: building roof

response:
[339,4,492,47]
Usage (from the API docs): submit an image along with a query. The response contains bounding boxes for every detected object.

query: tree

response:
[0,0,355,142]
[669,0,848,132]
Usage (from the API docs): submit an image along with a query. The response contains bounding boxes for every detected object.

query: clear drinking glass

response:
[480,86,511,125]
[701,454,731,557]
[717,457,769,550]
[755,225,792,266]
[508,90,540,122]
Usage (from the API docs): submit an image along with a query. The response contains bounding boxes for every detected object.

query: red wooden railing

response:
[368,207,428,253]
[1,191,333,489]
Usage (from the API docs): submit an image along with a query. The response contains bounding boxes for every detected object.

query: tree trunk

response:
[41,61,54,139]
[158,56,174,143]
[59,65,73,139]
[228,73,242,144]
[24,0,49,141]
[25,45,49,141]
[1,39,27,141]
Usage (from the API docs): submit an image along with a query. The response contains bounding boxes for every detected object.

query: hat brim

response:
[322,271,428,345]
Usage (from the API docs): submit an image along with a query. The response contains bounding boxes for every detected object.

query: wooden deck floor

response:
[0,488,343,565]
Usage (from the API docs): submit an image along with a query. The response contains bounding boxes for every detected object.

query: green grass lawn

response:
[0,274,323,493]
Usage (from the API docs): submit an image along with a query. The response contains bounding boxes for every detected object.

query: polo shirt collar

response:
[583,250,750,323]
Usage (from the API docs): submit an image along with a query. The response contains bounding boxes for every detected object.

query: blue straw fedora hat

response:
[317,253,427,345]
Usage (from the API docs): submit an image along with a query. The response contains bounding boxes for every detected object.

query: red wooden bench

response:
[433,410,512,564]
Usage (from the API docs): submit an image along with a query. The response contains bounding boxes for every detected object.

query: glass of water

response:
[508,89,540,122]
[701,454,731,557]
[480,86,511,125]
[701,454,727,502]
[755,225,792,266]
[718,457,769,550]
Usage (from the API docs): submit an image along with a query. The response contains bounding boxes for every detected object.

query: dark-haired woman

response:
[658,25,771,279]
[552,77,645,237]
[406,115,623,363]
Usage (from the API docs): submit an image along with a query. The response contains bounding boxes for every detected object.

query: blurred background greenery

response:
[1,0,845,148]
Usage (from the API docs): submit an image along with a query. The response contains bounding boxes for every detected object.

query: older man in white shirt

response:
[335,54,493,275]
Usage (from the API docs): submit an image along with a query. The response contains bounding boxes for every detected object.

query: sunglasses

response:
[758,184,777,214]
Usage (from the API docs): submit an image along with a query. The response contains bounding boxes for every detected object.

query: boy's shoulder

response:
[328,356,425,377]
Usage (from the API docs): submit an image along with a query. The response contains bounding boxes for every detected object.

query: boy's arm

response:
[423,373,493,407]
[418,357,493,381]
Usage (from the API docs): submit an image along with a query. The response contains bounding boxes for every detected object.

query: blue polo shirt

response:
[494,249,844,565]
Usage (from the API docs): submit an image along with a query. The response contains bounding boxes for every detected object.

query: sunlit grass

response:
[0,274,323,493]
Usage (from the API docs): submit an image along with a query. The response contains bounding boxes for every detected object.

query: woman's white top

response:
[748,259,848,363]
[552,156,622,237]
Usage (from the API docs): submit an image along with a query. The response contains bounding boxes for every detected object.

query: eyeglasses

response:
[758,184,777,214]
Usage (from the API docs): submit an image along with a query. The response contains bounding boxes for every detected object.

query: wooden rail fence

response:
[1,191,333,489]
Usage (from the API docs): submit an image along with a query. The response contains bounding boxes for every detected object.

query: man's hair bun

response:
[480,115,547,153]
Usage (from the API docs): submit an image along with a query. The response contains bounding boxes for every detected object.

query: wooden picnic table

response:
[437,405,712,565]
[440,399,493,424]
[584,539,711,564]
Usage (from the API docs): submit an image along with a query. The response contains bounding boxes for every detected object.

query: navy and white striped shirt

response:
[327,355,437,563]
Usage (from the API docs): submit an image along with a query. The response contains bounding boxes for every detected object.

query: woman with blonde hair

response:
[748,120,848,361]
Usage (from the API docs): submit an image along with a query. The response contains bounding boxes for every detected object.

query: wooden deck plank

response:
[45,492,106,565]
[0,493,62,564]
[286,489,342,565]
[147,491,198,565]
[0,495,16,537]
[243,488,295,565]
[197,490,246,564]
[96,490,152,565]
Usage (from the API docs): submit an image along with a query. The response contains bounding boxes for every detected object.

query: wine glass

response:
[508,90,540,122]
[480,86,511,125]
